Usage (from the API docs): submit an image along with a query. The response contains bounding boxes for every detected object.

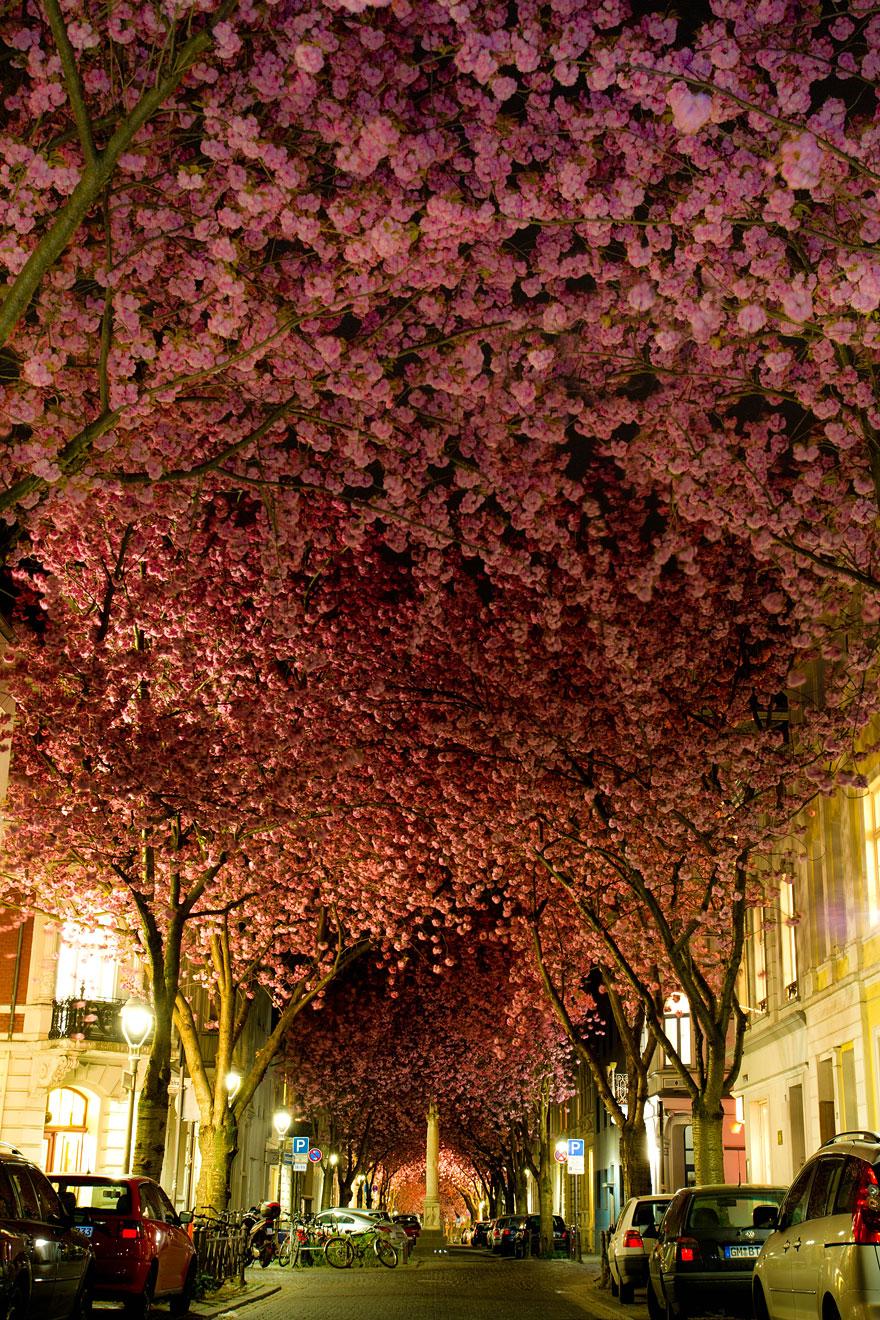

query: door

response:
[757,1164,813,1320]
[6,1163,59,1318]
[790,1156,852,1320]
[154,1183,193,1292]
[139,1181,184,1295]
[26,1168,89,1315]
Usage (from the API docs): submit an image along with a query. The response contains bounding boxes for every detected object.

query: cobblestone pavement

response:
[181,1251,617,1320]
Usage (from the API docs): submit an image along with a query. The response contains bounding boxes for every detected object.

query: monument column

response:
[420,1102,444,1247]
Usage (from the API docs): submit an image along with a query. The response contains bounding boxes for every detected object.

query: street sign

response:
[308,1147,322,1163]
[292,1136,310,1155]
[292,1161,308,1173]
[567,1138,585,1174]
[554,1149,568,1164]
[281,1150,294,1165]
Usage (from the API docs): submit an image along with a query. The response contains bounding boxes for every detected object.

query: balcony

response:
[48,998,127,1045]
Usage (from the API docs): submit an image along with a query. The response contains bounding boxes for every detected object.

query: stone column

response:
[422,1102,442,1232]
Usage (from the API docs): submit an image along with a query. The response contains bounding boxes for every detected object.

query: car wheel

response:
[619,1279,635,1305]
[125,1265,156,1320]
[169,1261,197,1318]
[647,1278,675,1320]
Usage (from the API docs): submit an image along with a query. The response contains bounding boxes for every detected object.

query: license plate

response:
[78,1226,93,1238]
[725,1244,760,1259]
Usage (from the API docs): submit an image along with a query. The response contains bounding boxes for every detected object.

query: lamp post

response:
[273,1110,292,1217]
[120,997,154,1176]
[329,1152,339,1208]
[224,1071,242,1104]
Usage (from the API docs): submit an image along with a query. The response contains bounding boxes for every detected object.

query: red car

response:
[48,1174,196,1319]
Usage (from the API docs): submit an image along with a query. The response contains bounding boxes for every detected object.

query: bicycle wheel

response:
[324,1235,354,1269]
[374,1238,398,1268]
[289,1237,301,1268]
[277,1236,291,1267]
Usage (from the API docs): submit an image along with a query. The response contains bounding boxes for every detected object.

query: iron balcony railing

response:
[48,997,127,1044]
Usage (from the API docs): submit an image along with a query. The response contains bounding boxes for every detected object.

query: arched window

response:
[43,1087,90,1173]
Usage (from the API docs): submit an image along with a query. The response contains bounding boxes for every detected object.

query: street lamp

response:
[120,997,154,1175]
[224,1071,242,1103]
[273,1110,293,1217]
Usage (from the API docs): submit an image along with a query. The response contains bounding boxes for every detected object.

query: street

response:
[185,1253,623,1320]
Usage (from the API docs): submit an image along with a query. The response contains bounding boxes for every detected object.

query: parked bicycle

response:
[324,1227,398,1269]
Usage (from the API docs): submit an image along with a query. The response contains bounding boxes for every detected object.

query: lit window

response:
[55,921,119,1001]
[749,906,768,1013]
[864,783,880,926]
[663,993,692,1066]
[780,880,799,997]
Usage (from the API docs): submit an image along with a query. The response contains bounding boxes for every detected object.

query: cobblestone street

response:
[184,1253,618,1320]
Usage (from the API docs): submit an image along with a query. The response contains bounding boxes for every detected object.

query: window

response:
[43,1087,90,1174]
[864,782,880,926]
[663,993,692,1066]
[779,1165,813,1230]
[806,1158,844,1221]
[780,880,799,997]
[749,906,768,1013]
[8,1166,40,1219]
[54,921,119,1001]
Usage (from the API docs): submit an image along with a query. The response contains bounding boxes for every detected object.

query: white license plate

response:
[725,1244,760,1258]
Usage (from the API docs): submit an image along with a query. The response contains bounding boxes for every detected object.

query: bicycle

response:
[324,1227,398,1269]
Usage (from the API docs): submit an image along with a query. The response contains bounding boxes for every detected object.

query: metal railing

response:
[192,1215,248,1292]
[48,997,127,1044]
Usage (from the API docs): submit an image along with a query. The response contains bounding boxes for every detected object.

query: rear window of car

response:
[686,1192,784,1230]
[633,1200,671,1228]
[53,1181,131,1213]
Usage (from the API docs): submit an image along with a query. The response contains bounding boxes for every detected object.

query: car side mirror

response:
[752,1205,779,1230]
[178,1210,194,1226]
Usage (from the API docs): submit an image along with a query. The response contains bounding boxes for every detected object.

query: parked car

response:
[487,1216,508,1252]
[0,1148,92,1320]
[647,1183,787,1320]
[753,1130,880,1320]
[313,1208,410,1254]
[495,1214,527,1256]
[392,1213,421,1240]
[48,1173,195,1320]
[470,1219,493,1248]
[608,1195,673,1302]
[514,1213,571,1258]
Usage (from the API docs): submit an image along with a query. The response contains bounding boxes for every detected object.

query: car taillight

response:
[677,1237,701,1263]
[853,1165,880,1244]
[502,1228,511,1237]
[119,1221,143,1240]
[623,1230,643,1249]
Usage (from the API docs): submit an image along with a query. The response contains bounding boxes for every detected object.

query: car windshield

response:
[52,1180,131,1212]
[686,1191,784,1230]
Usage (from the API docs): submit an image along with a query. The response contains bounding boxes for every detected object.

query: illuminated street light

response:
[273,1109,292,1139]
[224,1071,242,1103]
[119,997,154,1176]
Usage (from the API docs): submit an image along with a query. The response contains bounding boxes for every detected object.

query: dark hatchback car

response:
[0,1148,92,1319]
[514,1213,570,1257]
[392,1213,421,1241]
[49,1173,196,1319]
[647,1183,787,1320]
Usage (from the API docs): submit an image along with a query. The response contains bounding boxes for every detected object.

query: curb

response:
[188,1284,282,1317]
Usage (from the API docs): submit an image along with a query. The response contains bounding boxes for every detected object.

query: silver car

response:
[608,1194,672,1303]
[313,1207,410,1255]
[754,1131,880,1320]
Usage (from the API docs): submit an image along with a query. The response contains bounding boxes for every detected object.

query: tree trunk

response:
[692,1096,726,1184]
[619,1115,652,1198]
[132,1011,173,1180]
[195,1115,239,1215]
[536,1144,555,1258]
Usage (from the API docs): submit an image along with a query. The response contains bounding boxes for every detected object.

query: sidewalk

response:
[553,1257,650,1320]
[187,1279,282,1318]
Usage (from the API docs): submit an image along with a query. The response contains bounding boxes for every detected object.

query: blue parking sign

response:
[292,1136,310,1155]
[567,1138,584,1158]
